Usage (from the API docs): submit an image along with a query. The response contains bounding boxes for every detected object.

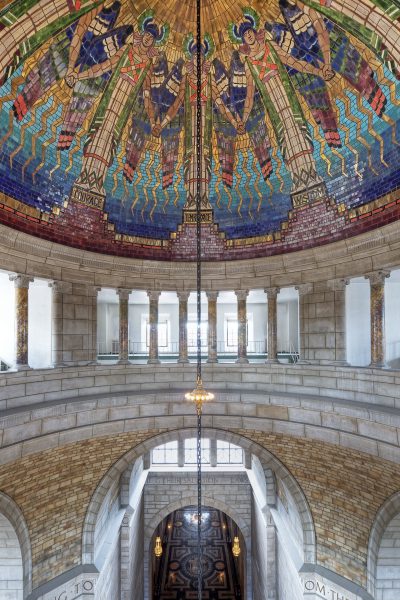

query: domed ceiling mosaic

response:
[0,0,399,260]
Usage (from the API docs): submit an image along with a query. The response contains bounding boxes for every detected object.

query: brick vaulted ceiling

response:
[0,0,400,260]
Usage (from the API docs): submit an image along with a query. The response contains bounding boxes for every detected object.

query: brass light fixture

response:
[232,536,241,558]
[154,535,163,558]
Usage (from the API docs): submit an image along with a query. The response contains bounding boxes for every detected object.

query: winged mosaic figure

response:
[212,52,273,187]
[265,0,387,148]
[152,34,241,212]
[228,7,330,198]
[12,1,134,151]
[70,10,169,207]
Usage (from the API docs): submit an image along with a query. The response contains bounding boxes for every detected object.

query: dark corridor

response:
[151,506,244,599]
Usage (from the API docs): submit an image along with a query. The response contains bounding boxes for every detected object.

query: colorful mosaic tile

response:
[0,0,399,259]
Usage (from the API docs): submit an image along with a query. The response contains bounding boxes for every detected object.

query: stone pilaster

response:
[265,287,280,364]
[235,290,249,364]
[366,271,390,368]
[88,286,101,364]
[210,438,217,467]
[177,439,185,468]
[327,278,349,365]
[206,291,219,363]
[117,289,131,364]
[295,283,313,363]
[9,274,33,370]
[266,509,277,600]
[177,291,190,364]
[147,291,161,364]
[49,281,69,367]
[52,282,97,366]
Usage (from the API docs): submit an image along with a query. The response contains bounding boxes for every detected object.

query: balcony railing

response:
[97,341,299,363]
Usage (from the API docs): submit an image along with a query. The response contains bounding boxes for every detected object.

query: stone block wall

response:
[0,427,399,596]
[376,514,400,600]
[277,533,303,600]
[143,471,252,600]
[58,283,97,365]
[0,513,23,600]
[236,430,400,588]
[251,498,269,600]
[0,430,160,590]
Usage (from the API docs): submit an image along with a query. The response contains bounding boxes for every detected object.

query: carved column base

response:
[206,357,218,364]
[15,363,31,371]
[177,358,190,364]
[117,358,131,365]
[265,358,280,365]
[147,358,161,365]
[369,361,386,369]
[236,357,249,364]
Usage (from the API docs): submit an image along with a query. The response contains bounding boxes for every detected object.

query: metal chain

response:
[195,0,202,596]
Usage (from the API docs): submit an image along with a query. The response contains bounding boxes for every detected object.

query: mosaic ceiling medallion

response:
[0,0,399,260]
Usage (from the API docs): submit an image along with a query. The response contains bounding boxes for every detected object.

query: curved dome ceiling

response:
[0,0,399,260]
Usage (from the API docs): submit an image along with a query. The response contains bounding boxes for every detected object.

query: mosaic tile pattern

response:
[0,0,399,259]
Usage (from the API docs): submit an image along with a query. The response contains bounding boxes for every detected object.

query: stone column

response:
[177,291,190,364]
[327,278,349,365]
[206,291,219,363]
[49,280,68,367]
[295,283,313,363]
[117,289,131,364]
[235,290,249,364]
[366,271,390,368]
[265,287,280,364]
[9,274,33,370]
[147,291,161,364]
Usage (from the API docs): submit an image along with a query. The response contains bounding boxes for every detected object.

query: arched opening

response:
[0,513,23,600]
[84,428,314,600]
[150,506,246,600]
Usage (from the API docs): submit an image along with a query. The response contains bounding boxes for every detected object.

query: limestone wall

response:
[376,514,400,600]
[0,513,23,600]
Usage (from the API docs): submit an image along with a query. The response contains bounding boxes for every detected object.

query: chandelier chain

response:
[195,0,203,597]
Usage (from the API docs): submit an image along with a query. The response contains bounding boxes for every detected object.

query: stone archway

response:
[82,427,316,568]
[0,491,32,598]
[367,490,400,597]
[148,503,247,600]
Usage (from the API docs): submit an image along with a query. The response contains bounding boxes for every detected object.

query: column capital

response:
[177,291,190,302]
[235,290,249,301]
[365,271,390,285]
[264,287,280,299]
[206,291,219,301]
[295,283,313,296]
[117,288,131,301]
[327,278,349,292]
[9,274,33,289]
[147,290,161,301]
